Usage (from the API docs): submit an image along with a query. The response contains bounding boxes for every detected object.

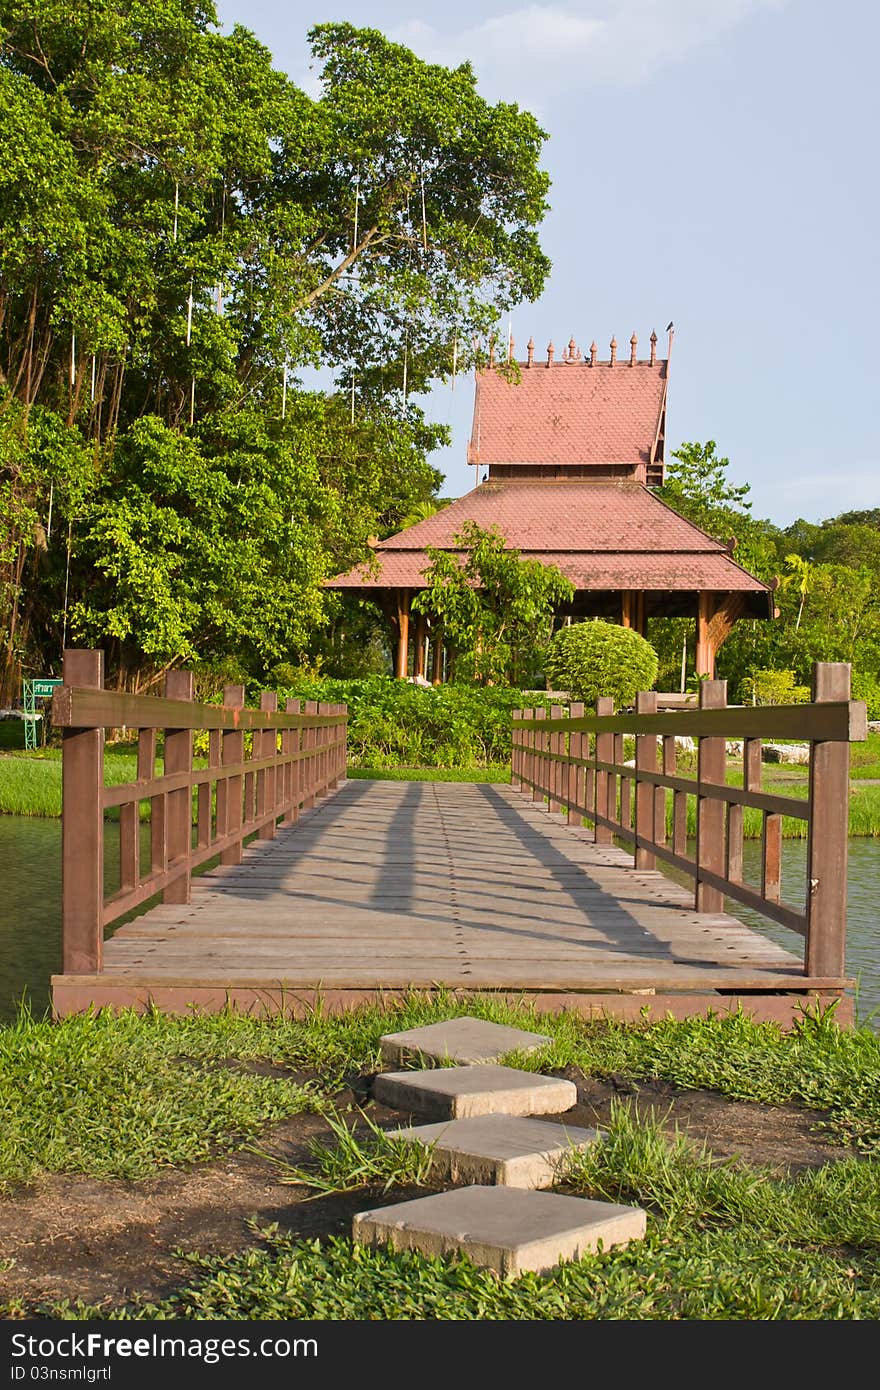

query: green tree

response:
[412,522,574,686]
[544,620,658,707]
[0,6,551,692]
[657,440,778,579]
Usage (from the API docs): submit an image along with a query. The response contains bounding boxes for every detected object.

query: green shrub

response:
[543,620,658,709]
[852,672,880,720]
[743,669,811,706]
[272,676,555,769]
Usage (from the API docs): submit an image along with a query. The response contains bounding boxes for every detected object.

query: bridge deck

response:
[52,780,851,1022]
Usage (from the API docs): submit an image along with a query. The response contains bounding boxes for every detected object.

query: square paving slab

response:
[372,1064,576,1119]
[379,1016,552,1067]
[353,1185,646,1277]
[389,1114,601,1188]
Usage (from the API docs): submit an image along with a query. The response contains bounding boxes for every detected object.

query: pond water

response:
[0,813,877,1027]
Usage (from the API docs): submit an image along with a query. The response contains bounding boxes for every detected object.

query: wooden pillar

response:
[696,591,716,678]
[621,591,633,629]
[805,663,851,980]
[219,683,245,866]
[511,709,522,789]
[163,669,194,902]
[548,704,564,813]
[531,708,546,801]
[594,696,614,844]
[431,634,443,685]
[257,691,278,839]
[282,698,301,826]
[567,702,585,825]
[695,678,727,912]
[635,591,646,636]
[396,589,411,679]
[414,612,427,679]
[634,690,657,869]
[61,648,104,974]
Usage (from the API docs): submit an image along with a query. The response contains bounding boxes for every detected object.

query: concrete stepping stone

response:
[379,1016,552,1067]
[353,1185,646,1277]
[373,1064,576,1120]
[389,1114,601,1189]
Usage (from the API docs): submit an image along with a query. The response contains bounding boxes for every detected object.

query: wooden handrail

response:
[55,649,347,974]
[511,662,866,981]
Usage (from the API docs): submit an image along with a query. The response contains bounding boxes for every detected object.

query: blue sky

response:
[216,1,878,526]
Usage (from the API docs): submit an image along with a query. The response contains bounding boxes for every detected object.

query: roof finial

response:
[609,335,617,366]
[650,330,657,366]
[488,335,496,367]
[546,340,554,367]
[590,340,597,366]
[526,336,535,367]
[507,330,514,363]
[630,331,638,366]
[562,335,581,363]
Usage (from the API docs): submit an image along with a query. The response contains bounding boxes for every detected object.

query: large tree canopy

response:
[0,4,549,425]
[0,4,551,693]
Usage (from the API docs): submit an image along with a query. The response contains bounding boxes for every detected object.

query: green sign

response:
[31,678,63,698]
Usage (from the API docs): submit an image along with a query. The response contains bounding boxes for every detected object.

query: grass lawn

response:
[1,996,879,1320]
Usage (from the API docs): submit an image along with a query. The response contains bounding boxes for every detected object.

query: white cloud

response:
[393,1,787,98]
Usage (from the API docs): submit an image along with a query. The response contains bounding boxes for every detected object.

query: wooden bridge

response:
[50,651,866,1025]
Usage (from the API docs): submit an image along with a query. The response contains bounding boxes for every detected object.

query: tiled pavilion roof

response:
[468,349,667,470]
[328,330,771,618]
[330,480,770,604]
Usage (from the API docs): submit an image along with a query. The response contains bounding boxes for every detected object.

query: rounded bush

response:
[543,620,659,708]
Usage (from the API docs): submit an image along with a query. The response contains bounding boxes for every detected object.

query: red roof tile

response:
[329,481,769,597]
[332,550,766,594]
[469,360,667,467]
[379,481,727,554]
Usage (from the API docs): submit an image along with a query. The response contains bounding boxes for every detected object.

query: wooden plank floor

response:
[64,778,835,1004]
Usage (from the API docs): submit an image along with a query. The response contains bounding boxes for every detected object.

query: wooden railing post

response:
[220,683,245,865]
[531,708,546,801]
[302,700,318,809]
[549,704,564,813]
[567,702,585,824]
[594,696,613,843]
[635,690,657,869]
[336,703,347,785]
[523,708,534,793]
[696,679,727,912]
[61,649,104,974]
[163,669,194,902]
[282,698,301,826]
[257,691,278,839]
[327,704,338,789]
[806,662,851,979]
[511,710,522,790]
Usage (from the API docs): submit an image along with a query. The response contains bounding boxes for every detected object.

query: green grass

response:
[2,995,879,1198]
[850,730,880,779]
[69,1220,875,1319]
[0,748,142,818]
[347,764,510,783]
[3,997,880,1320]
[26,1101,880,1321]
[0,1005,325,1189]
[261,1106,437,1196]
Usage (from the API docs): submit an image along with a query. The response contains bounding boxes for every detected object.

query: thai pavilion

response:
[329,330,773,681]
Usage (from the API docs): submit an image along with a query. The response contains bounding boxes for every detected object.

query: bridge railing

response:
[512,663,867,982]
[52,648,347,976]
